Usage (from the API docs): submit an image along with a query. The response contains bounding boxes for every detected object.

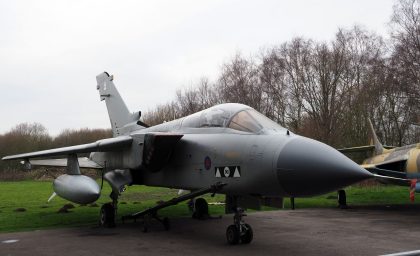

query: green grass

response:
[0,180,225,232]
[284,185,418,209]
[0,181,417,233]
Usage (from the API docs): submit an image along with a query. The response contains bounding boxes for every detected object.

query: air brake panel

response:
[142,133,183,172]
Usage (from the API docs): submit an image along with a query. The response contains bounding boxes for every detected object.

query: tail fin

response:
[368,119,384,155]
[96,72,139,136]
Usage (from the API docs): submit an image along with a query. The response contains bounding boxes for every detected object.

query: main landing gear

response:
[226,208,253,245]
[192,197,210,220]
[100,203,116,227]
[99,190,119,228]
[99,182,254,245]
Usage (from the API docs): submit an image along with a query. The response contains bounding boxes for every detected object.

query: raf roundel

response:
[204,156,211,170]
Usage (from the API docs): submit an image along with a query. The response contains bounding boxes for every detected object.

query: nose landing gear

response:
[226,208,253,245]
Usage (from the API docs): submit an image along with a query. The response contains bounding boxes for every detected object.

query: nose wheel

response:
[226,208,253,245]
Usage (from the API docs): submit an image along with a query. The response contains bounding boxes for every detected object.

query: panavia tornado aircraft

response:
[338,120,420,203]
[2,72,372,245]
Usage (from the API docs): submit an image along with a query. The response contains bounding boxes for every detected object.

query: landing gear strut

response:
[100,190,119,228]
[226,208,253,245]
[338,190,347,209]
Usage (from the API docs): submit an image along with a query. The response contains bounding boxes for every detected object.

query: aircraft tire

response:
[100,203,116,228]
[193,198,209,219]
[163,217,170,231]
[240,224,253,244]
[226,225,240,245]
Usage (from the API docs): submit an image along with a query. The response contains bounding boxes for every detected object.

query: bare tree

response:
[53,128,111,148]
[138,3,420,146]
[388,0,420,144]
[276,38,313,133]
[0,123,52,171]
[258,48,288,126]
[217,53,263,111]
[390,0,420,93]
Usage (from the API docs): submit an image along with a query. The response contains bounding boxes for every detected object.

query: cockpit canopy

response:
[182,103,286,134]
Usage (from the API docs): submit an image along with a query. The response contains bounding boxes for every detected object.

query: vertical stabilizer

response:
[368,119,384,155]
[96,72,137,136]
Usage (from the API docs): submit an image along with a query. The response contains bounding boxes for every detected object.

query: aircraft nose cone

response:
[276,136,372,197]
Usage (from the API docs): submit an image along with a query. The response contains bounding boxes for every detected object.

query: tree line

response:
[0,0,418,173]
[0,123,111,171]
[143,0,419,147]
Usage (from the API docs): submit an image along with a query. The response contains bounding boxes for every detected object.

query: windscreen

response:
[181,103,246,129]
[228,109,286,133]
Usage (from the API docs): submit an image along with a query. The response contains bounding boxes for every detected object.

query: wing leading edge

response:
[2,136,133,161]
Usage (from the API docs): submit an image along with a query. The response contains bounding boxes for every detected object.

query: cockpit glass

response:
[228,109,285,133]
[182,107,232,128]
[181,104,286,134]
[228,110,262,133]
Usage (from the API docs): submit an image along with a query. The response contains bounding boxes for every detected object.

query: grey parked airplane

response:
[2,72,372,245]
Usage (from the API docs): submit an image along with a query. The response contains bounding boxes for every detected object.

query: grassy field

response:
[0,181,417,233]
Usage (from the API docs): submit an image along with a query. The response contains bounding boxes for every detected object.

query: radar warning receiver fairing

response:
[2,72,372,245]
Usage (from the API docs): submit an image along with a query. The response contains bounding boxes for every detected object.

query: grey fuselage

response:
[91,103,371,198]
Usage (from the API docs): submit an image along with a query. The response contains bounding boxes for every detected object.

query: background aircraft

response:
[2,72,372,245]
[338,120,420,204]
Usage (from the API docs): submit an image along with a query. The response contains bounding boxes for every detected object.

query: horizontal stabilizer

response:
[338,145,395,154]
[366,167,407,179]
[338,145,375,153]
[372,174,410,182]
[29,157,102,169]
[2,136,132,160]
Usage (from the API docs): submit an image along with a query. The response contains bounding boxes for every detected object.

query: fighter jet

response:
[2,72,372,245]
[338,120,420,204]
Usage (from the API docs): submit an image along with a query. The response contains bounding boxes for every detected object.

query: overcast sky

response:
[1,0,395,136]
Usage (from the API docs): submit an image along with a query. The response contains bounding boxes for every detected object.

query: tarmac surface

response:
[1,204,420,256]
